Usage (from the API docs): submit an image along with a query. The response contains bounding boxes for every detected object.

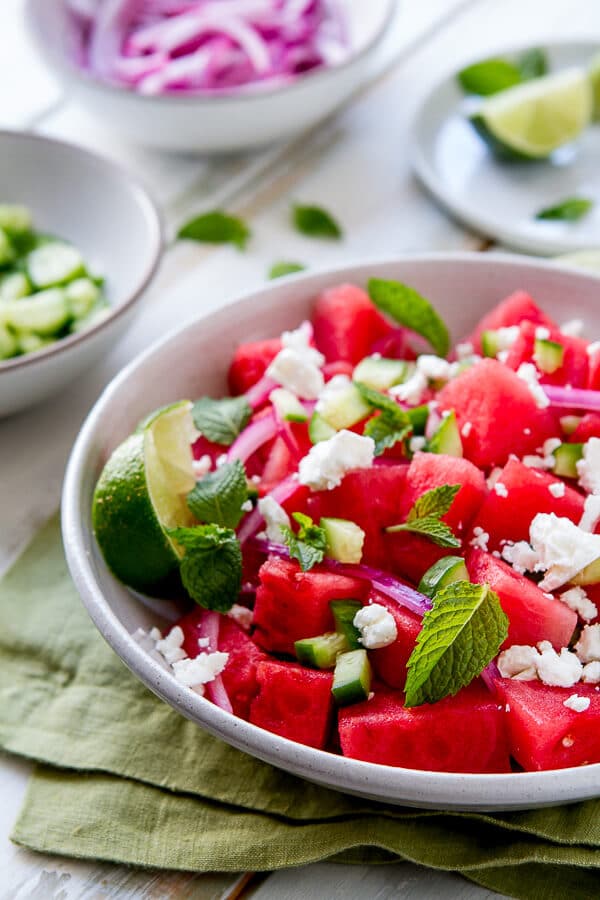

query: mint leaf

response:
[386,484,461,548]
[354,382,408,419]
[368,279,450,357]
[535,197,593,222]
[282,512,327,572]
[458,58,522,96]
[177,211,250,249]
[404,581,509,706]
[355,382,412,456]
[187,460,248,529]
[170,524,242,612]
[292,204,342,239]
[192,396,251,446]
[517,48,547,81]
[392,517,460,548]
[269,261,306,279]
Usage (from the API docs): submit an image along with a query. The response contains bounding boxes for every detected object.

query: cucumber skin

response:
[295,632,349,669]
[332,649,372,706]
[330,599,363,650]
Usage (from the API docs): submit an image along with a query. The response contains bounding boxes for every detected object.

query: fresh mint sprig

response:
[178,211,250,249]
[269,261,306,279]
[458,48,547,96]
[187,460,249,529]
[386,484,461,548]
[292,204,342,239]
[282,512,327,572]
[170,524,242,612]
[355,382,412,456]
[404,581,508,707]
[368,278,450,357]
[192,396,252,446]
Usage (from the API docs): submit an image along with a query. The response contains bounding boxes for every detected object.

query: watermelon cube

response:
[503,321,589,389]
[570,413,600,443]
[228,337,281,395]
[250,659,333,749]
[338,682,510,772]
[437,359,558,470]
[466,290,557,354]
[312,283,392,365]
[587,346,600,391]
[253,557,368,656]
[472,459,584,551]
[497,680,600,771]
[466,549,577,650]
[367,591,421,689]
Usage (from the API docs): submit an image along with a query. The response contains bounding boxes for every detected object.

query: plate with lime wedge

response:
[412,42,600,255]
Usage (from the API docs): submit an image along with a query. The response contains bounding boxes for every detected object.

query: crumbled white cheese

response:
[497,645,540,680]
[172,651,229,689]
[522,454,553,470]
[298,430,375,491]
[227,604,253,631]
[516,362,550,408]
[461,421,473,438]
[535,326,551,340]
[281,321,324,366]
[582,660,600,683]
[536,641,583,687]
[353,603,397,649]
[409,435,427,453]
[267,348,324,399]
[523,427,532,436]
[559,586,598,623]
[416,354,452,382]
[240,499,253,513]
[577,437,600,495]
[487,467,503,489]
[216,453,228,467]
[192,454,212,478]
[469,526,489,551]
[494,482,509,498]
[501,540,540,574]
[548,481,566,498]
[497,350,509,364]
[257,495,291,542]
[197,637,210,649]
[561,319,584,337]
[575,624,600,664]
[529,513,600,591]
[456,341,474,359]
[579,495,600,533]
[587,341,600,357]
[131,628,171,671]
[156,625,187,664]
[389,370,428,405]
[315,373,353,414]
[495,326,520,351]
[563,693,590,713]
[149,627,162,642]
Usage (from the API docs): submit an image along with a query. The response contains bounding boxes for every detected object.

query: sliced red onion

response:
[245,374,278,410]
[196,609,233,714]
[237,475,299,544]
[226,411,278,464]
[88,0,145,79]
[543,385,600,412]
[480,660,501,694]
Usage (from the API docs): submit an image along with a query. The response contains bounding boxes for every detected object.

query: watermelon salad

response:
[96,278,600,774]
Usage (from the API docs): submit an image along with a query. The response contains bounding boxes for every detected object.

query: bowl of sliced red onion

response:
[27,0,397,153]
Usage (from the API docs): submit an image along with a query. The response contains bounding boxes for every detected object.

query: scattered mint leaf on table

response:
[192,396,252,446]
[269,261,306,279]
[355,382,412,455]
[292,204,342,239]
[187,460,248,529]
[404,581,509,707]
[535,197,593,221]
[367,278,450,357]
[386,484,461,548]
[169,524,242,612]
[177,211,250,249]
[282,512,327,572]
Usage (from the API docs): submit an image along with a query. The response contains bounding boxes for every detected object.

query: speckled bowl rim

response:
[62,252,600,811]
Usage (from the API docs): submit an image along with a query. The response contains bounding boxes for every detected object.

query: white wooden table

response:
[1,1,598,895]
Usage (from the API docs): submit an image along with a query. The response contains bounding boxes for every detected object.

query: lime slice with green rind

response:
[470,67,593,160]
[590,52,600,121]
[93,401,197,591]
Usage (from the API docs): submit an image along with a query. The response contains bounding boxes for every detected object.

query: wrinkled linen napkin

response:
[0,516,598,899]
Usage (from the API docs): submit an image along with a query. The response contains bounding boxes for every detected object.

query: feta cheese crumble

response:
[516,362,550,408]
[469,526,489,551]
[315,373,352,414]
[155,625,187,664]
[548,481,566,498]
[456,341,474,359]
[497,645,540,680]
[298,430,375,491]
[582,661,600,684]
[266,321,325,399]
[494,326,520,352]
[228,604,253,631]
[501,540,540,575]
[409,435,427,453]
[559,587,598,623]
[390,370,428,405]
[577,438,600,495]
[353,603,397,649]
[494,482,509,498]
[390,353,454,405]
[172,651,229,692]
[579,495,600,533]
[516,513,600,592]
[461,421,473,438]
[536,641,583,687]
[535,326,551,340]
[575,624,600,664]
[587,341,600,357]
[563,694,590,713]
[257,495,291,542]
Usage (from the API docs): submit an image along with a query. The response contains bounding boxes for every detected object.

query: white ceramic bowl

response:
[0,130,162,417]
[63,253,600,811]
[26,0,397,153]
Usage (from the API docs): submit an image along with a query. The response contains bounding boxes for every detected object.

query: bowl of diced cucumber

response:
[0,130,162,416]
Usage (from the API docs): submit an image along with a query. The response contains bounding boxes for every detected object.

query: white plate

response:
[412,42,600,255]
[63,253,600,812]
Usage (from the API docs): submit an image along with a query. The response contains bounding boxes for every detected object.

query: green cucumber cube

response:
[318,383,371,431]
[27,241,85,288]
[0,204,32,235]
[308,411,337,444]
[2,288,70,336]
[0,323,18,360]
[552,442,583,479]
[321,517,365,564]
[65,277,101,319]
[295,632,349,669]
[332,649,372,706]
[427,409,463,457]
[269,387,308,423]
[418,555,469,599]
[0,271,31,302]
[533,337,564,374]
[352,356,409,391]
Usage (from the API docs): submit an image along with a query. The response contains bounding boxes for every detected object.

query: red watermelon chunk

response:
[570,413,600,443]
[503,321,589,389]
[367,591,421,689]
[338,682,510,772]
[472,459,584,551]
[466,291,557,354]
[228,337,281,395]
[250,659,333,749]
[466,549,577,650]
[437,359,558,470]
[385,533,450,585]
[497,680,600,771]
[253,556,368,656]
[312,283,392,365]
[587,346,600,391]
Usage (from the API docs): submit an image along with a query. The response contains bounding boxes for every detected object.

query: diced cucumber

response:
[295,631,349,669]
[552,442,583,479]
[16,331,54,355]
[533,337,564,374]
[2,288,70,336]
[0,204,32,236]
[321,517,365,564]
[560,415,582,436]
[330,599,363,650]
[70,304,110,333]
[427,409,463,457]
[406,404,429,434]
[481,330,501,358]
[318,383,371,430]
[0,229,16,267]
[0,271,31,302]
[27,241,85,288]
[352,356,409,391]
[65,277,101,319]
[331,649,372,706]
[418,555,469,599]
[309,411,337,444]
[269,387,308,423]
[571,556,600,586]
[0,324,18,360]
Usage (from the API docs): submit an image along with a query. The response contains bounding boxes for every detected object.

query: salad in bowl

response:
[88,266,600,779]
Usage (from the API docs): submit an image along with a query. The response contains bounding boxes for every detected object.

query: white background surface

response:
[0,0,598,896]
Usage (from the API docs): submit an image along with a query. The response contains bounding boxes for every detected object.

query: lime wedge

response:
[470,67,593,160]
[590,52,600,121]
[93,401,196,591]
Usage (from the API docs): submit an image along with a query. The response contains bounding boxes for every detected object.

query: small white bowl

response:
[63,253,600,811]
[26,0,397,154]
[0,130,162,417]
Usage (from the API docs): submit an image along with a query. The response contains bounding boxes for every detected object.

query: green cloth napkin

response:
[1,516,599,899]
